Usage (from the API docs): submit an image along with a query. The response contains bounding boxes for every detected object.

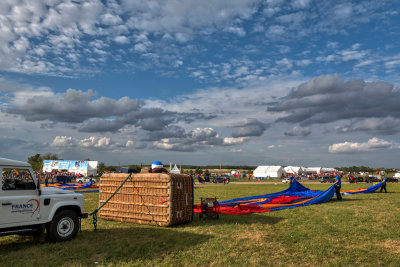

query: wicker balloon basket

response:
[98,173,193,226]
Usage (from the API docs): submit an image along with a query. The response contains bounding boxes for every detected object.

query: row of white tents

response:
[253,165,338,179]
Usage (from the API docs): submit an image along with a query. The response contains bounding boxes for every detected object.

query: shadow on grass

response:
[0,226,211,266]
[190,212,283,226]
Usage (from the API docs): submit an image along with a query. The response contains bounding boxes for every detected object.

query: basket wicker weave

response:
[99,173,193,226]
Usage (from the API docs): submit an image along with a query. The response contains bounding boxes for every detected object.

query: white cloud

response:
[80,136,111,148]
[267,25,285,36]
[50,135,134,151]
[328,137,398,153]
[114,36,130,44]
[51,136,75,147]
[223,137,247,145]
[291,0,311,9]
[226,26,246,37]
[101,13,123,26]
[10,86,54,106]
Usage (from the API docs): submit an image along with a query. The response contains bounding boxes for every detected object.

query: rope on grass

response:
[89,173,132,232]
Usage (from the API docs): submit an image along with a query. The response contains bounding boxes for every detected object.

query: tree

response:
[27,153,59,172]
[28,154,43,172]
[97,162,106,174]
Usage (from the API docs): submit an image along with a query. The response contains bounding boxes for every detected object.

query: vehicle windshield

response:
[1,168,36,190]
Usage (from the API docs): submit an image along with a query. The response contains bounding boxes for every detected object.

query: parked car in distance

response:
[348,176,364,183]
[76,176,97,184]
[282,178,290,183]
[213,176,230,184]
[385,177,399,183]
[365,176,380,183]
[320,176,334,183]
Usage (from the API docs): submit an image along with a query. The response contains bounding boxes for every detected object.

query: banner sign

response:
[43,160,90,174]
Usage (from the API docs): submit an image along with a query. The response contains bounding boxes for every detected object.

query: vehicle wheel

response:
[78,180,83,184]
[48,210,79,242]
[199,213,203,220]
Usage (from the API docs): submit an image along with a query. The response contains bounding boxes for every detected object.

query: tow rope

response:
[89,173,132,232]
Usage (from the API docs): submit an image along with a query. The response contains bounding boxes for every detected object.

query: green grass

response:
[1,183,400,266]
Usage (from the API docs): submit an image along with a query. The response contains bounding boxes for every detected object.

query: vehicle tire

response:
[78,180,83,184]
[48,210,79,242]
[199,213,203,220]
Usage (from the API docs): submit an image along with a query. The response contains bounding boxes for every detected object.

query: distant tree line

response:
[28,153,60,172]
[27,154,397,174]
[336,166,397,173]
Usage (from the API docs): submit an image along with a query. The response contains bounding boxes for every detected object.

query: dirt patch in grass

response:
[379,240,400,254]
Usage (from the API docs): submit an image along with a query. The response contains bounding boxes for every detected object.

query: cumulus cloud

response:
[268,74,400,130]
[284,126,311,136]
[335,118,400,135]
[153,127,247,151]
[6,88,213,133]
[50,135,136,151]
[232,118,269,137]
[142,125,187,141]
[328,137,399,153]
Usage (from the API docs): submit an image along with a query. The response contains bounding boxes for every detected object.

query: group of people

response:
[35,171,84,186]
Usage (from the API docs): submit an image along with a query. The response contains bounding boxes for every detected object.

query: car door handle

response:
[2,203,12,206]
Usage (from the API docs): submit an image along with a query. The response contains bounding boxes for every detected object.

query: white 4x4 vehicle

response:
[0,158,87,242]
[76,176,97,184]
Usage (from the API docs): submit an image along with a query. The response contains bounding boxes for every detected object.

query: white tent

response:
[87,161,98,176]
[253,166,286,179]
[284,166,304,175]
[170,164,181,174]
[394,173,400,178]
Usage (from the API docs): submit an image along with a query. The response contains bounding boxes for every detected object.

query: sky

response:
[1,0,400,168]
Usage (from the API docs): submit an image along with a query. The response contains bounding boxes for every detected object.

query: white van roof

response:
[0,157,31,168]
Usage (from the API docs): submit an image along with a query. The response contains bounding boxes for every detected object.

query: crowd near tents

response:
[42,160,98,176]
[284,166,304,176]
[253,165,338,179]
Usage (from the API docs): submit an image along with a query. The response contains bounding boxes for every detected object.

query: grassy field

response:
[1,182,400,266]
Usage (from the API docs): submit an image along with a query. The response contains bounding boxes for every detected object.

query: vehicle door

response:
[0,167,40,225]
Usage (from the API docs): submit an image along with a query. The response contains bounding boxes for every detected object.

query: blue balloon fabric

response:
[218,180,382,212]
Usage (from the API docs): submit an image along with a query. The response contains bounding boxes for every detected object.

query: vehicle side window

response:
[2,168,36,190]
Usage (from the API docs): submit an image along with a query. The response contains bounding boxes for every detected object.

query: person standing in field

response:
[334,175,342,200]
[289,176,294,185]
[379,176,387,193]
